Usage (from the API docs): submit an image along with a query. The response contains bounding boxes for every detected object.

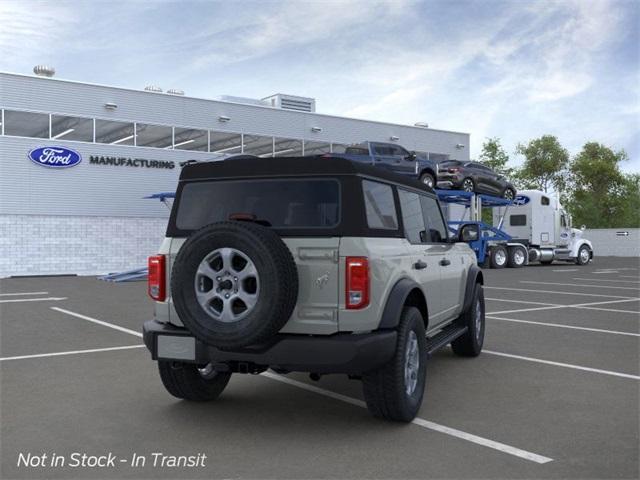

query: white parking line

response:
[486,297,559,306]
[520,281,640,291]
[51,307,143,338]
[552,269,579,272]
[0,297,67,304]
[572,278,640,284]
[0,291,49,296]
[620,275,640,279]
[262,372,553,464]
[483,350,640,380]
[485,286,636,299]
[0,345,145,362]
[487,297,640,315]
[487,316,640,337]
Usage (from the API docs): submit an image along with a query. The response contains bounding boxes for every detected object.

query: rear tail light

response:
[346,257,369,309]
[148,255,166,301]
[448,167,460,173]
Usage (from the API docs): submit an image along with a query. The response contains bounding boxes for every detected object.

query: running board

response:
[426,324,468,357]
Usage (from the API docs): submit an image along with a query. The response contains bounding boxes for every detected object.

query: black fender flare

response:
[462,265,483,313]
[419,167,437,180]
[377,278,425,330]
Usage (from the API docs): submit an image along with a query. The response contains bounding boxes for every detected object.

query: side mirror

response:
[458,224,480,242]
[581,224,586,231]
[406,151,417,161]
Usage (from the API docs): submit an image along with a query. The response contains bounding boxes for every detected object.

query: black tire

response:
[461,178,475,192]
[362,307,427,422]
[489,245,508,269]
[419,172,435,189]
[503,188,516,201]
[171,221,298,349]
[576,245,591,265]
[158,361,231,401]
[507,246,526,268]
[451,284,485,357]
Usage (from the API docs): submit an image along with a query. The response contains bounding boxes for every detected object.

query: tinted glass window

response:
[51,114,93,142]
[398,189,426,243]
[420,195,448,243]
[95,119,135,145]
[362,180,398,230]
[274,137,303,156]
[331,144,348,154]
[210,131,243,155]
[510,214,527,226]
[176,179,340,231]
[541,196,550,206]
[136,123,172,148]
[243,134,273,156]
[4,110,49,138]
[304,141,331,155]
[173,127,208,151]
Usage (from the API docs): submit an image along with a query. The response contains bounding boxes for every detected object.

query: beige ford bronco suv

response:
[143,156,485,422]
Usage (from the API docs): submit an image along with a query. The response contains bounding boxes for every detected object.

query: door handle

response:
[440,258,451,266]
[413,260,427,270]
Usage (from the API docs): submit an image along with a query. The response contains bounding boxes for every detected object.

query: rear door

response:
[371,143,397,172]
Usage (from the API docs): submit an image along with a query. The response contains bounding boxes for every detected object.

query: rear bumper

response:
[143,319,397,375]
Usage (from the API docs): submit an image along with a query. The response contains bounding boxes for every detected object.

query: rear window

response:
[175,178,340,231]
[345,146,369,155]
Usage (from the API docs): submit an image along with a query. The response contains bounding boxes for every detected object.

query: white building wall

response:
[584,228,640,257]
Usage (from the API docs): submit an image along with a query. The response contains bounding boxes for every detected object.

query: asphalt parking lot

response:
[1,256,638,479]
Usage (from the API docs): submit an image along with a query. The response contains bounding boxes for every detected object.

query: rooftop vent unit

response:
[33,65,55,77]
[216,95,270,107]
[167,89,184,96]
[262,94,316,113]
[144,85,163,93]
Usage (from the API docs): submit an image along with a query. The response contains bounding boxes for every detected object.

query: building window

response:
[95,119,135,145]
[303,140,331,156]
[331,143,348,154]
[362,180,398,230]
[3,110,49,138]
[135,123,173,148]
[173,127,208,151]
[273,137,303,157]
[51,114,93,142]
[210,131,243,155]
[243,134,274,157]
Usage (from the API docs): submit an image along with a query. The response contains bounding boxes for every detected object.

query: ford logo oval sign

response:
[513,195,530,206]
[28,146,82,168]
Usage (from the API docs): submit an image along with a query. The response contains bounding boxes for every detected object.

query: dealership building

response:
[0,69,470,278]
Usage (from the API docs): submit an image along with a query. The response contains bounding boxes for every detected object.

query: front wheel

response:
[576,245,591,265]
[503,188,516,201]
[362,307,427,422]
[461,178,475,192]
[452,284,485,357]
[158,361,232,401]
[419,172,435,189]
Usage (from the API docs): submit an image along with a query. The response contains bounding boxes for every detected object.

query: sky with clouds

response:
[1,0,638,171]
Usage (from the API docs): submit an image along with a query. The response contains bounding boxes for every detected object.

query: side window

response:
[398,189,427,244]
[420,195,448,243]
[510,214,527,226]
[392,146,409,157]
[541,196,550,206]
[561,214,567,227]
[362,180,398,230]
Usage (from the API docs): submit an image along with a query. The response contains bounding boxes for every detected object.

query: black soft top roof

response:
[179,156,433,193]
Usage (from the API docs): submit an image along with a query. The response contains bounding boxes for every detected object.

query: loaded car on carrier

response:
[143,156,485,422]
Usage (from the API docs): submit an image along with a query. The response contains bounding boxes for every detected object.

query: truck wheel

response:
[419,172,435,189]
[451,283,485,357]
[489,245,507,269]
[362,307,427,422]
[507,246,526,268]
[576,245,591,265]
[171,221,298,349]
[461,178,475,192]
[158,361,231,401]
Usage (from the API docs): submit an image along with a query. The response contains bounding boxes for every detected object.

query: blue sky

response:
[1,0,638,172]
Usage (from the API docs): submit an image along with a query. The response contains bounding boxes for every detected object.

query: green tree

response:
[516,135,569,193]
[565,142,638,228]
[479,137,512,175]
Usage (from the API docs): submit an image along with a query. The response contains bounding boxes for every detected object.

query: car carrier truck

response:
[493,190,593,266]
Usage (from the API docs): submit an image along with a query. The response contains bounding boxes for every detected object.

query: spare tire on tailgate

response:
[171,221,298,349]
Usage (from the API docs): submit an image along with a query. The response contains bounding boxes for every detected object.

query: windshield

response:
[174,178,340,231]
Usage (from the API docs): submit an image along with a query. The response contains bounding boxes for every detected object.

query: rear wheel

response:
[507,246,526,268]
[452,284,485,357]
[461,178,475,192]
[158,361,231,401]
[362,307,427,422]
[490,245,508,269]
[419,172,435,189]
[503,188,516,201]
